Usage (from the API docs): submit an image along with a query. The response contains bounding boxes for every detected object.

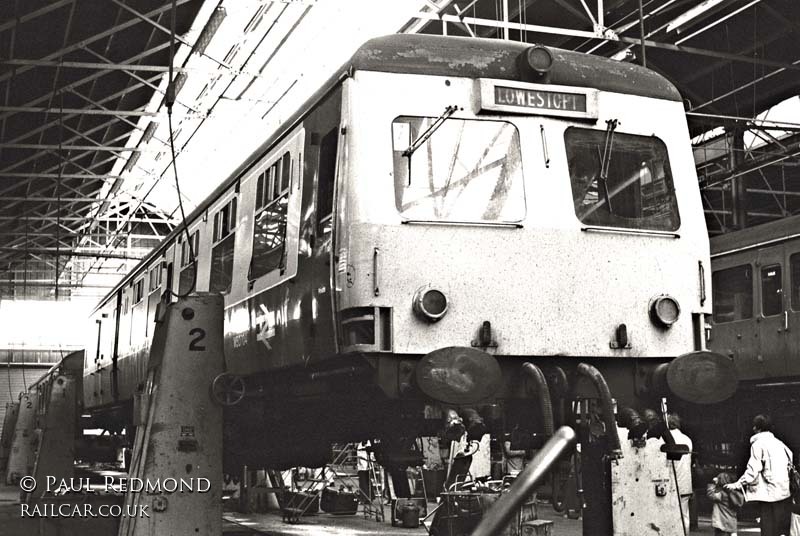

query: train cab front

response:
[333,36,737,418]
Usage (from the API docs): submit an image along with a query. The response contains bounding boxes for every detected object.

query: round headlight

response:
[650,295,680,327]
[413,287,448,323]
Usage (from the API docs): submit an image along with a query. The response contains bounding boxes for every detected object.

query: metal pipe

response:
[470,426,577,536]
[522,363,554,436]
[638,0,646,67]
[576,363,622,459]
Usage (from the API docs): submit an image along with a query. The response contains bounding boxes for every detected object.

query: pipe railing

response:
[470,426,577,536]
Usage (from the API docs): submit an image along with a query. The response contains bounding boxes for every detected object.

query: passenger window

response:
[251,152,291,279]
[761,265,783,317]
[148,265,161,292]
[179,231,199,295]
[210,198,237,293]
[133,279,145,304]
[317,127,338,235]
[712,265,753,323]
[792,253,800,311]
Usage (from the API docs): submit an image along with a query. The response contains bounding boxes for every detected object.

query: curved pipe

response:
[575,363,622,459]
[522,363,554,436]
[471,426,577,536]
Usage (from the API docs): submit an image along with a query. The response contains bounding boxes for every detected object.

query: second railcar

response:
[704,215,800,451]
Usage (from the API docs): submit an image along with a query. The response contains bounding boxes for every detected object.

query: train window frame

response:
[316,127,338,235]
[760,264,783,317]
[133,279,145,304]
[564,127,680,232]
[178,230,199,295]
[250,151,292,280]
[148,265,162,293]
[712,264,753,323]
[792,253,800,311]
[390,115,526,224]
[210,197,238,294]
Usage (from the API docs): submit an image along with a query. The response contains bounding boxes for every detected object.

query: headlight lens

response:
[650,295,680,327]
[413,287,448,322]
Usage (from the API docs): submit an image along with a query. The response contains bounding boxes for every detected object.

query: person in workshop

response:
[668,413,694,535]
[724,414,793,536]
[356,441,374,503]
[503,432,527,478]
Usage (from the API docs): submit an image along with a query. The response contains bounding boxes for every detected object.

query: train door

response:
[310,125,339,357]
[756,246,788,378]
[307,87,342,359]
[784,247,800,376]
[711,260,758,380]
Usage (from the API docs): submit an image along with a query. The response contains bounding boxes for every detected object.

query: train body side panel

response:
[221,86,343,375]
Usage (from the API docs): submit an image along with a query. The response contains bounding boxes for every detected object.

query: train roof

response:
[711,214,800,257]
[351,34,681,102]
[94,34,683,311]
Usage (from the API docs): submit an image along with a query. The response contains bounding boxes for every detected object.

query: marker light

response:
[413,286,448,323]
[650,295,680,327]
[526,45,554,75]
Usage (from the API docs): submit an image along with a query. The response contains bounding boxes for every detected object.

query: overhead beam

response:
[409,11,800,72]
[0,0,196,85]
[0,143,156,152]
[0,196,101,203]
[0,248,145,260]
[0,59,186,73]
[0,0,76,35]
[0,106,161,118]
[0,173,123,180]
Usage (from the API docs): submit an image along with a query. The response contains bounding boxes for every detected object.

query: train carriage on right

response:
[708,215,800,448]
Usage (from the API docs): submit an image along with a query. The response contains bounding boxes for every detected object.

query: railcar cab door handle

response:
[785,310,789,332]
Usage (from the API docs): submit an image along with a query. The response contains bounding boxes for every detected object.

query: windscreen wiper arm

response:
[599,118,619,212]
[402,104,459,158]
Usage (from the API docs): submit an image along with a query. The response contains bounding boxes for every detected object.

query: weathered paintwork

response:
[81,36,717,467]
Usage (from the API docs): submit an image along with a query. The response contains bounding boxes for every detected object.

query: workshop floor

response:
[0,483,761,535]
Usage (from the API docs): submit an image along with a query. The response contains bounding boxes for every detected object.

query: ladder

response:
[280,443,385,523]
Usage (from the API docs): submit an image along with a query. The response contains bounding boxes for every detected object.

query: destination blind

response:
[494,86,587,113]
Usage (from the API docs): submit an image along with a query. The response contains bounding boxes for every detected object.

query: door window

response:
[791,253,800,311]
[761,264,783,317]
[712,265,753,323]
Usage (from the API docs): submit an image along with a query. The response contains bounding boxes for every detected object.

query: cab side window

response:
[761,264,782,317]
[712,265,753,323]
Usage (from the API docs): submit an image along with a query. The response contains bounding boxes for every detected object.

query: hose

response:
[575,363,622,459]
[522,363,554,436]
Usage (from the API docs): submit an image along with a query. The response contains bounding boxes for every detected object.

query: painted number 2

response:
[189,328,206,351]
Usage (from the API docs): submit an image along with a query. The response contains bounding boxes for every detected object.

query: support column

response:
[5,391,39,485]
[119,293,224,536]
[730,129,747,229]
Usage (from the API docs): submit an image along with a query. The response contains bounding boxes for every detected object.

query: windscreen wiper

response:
[402,104,459,158]
[598,119,619,212]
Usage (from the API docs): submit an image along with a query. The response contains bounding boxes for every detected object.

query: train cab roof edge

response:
[351,34,681,102]
[711,214,800,257]
[92,34,682,312]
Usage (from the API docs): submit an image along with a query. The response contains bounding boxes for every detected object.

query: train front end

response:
[335,36,736,424]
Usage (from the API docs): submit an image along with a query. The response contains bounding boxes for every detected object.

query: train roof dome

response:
[348,34,681,102]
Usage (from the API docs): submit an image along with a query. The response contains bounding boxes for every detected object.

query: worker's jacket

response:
[739,431,793,503]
